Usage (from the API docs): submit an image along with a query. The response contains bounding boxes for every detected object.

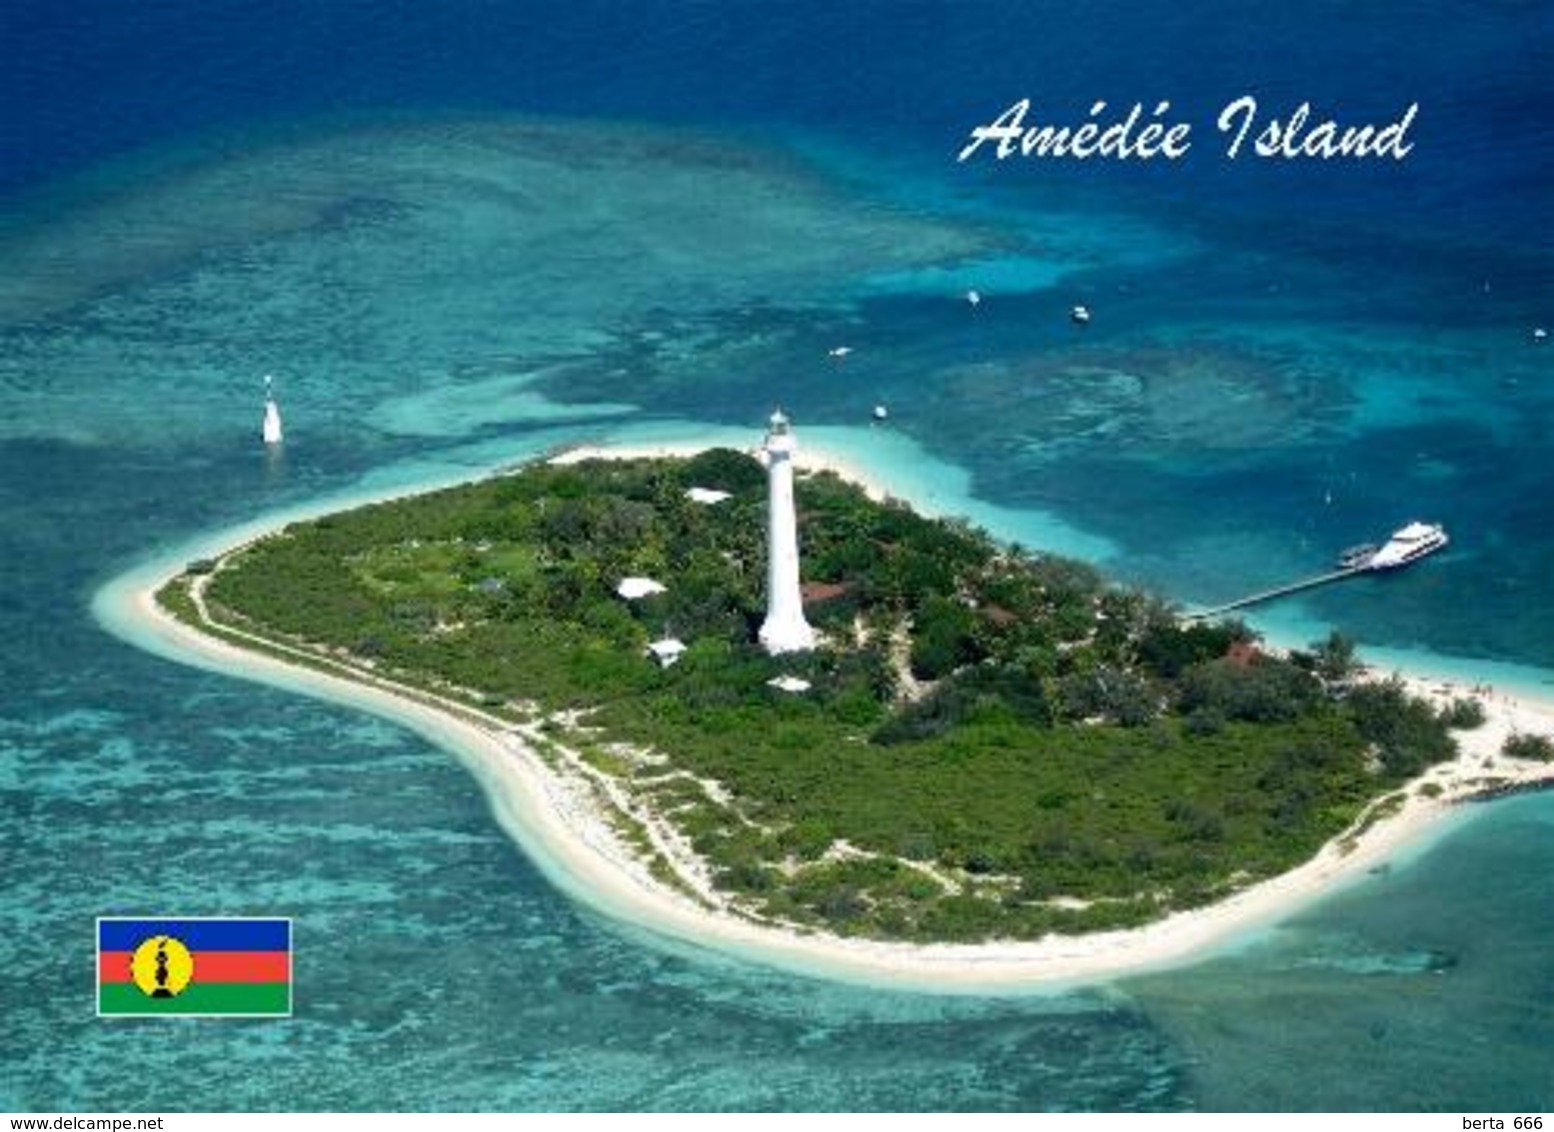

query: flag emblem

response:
[98,917,292,1017]
[129,934,194,998]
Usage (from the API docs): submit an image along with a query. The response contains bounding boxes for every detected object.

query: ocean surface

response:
[2,0,1551,1111]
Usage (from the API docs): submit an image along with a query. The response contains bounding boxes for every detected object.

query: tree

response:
[1502,732,1554,762]
[1178,656,1321,723]
[909,596,983,680]
[1345,677,1456,778]
[1311,630,1359,685]
[1439,697,1487,730]
[678,447,767,494]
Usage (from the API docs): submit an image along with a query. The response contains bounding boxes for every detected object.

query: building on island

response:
[757,408,816,655]
[645,638,686,667]
[616,576,667,600]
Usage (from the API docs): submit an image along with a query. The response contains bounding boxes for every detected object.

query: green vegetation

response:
[1502,732,1554,762]
[1342,677,1457,779]
[1309,630,1360,685]
[156,578,200,624]
[1439,697,1487,730]
[169,451,1462,942]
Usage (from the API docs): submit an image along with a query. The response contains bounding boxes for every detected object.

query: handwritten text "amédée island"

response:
[957,97,1418,163]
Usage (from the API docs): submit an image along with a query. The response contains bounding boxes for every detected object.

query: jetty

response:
[1187,521,1450,620]
[1185,566,1365,620]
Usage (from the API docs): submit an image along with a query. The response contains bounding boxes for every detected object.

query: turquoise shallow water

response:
[1,100,1551,1109]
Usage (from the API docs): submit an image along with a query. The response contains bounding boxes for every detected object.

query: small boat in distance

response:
[1356,521,1449,571]
[1336,543,1380,570]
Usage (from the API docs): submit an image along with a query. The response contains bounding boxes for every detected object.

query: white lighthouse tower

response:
[261,375,284,446]
[758,408,817,655]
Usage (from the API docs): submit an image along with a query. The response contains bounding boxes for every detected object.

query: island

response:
[132,416,1554,988]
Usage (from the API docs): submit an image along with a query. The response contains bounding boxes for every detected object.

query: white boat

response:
[1364,521,1449,570]
[1336,543,1379,570]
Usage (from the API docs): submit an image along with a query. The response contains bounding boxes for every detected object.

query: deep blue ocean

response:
[2,1,1551,1111]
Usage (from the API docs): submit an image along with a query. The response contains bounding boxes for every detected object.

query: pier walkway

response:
[1185,566,1367,620]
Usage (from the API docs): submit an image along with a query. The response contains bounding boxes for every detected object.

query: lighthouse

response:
[758,408,817,655]
[261,375,284,446]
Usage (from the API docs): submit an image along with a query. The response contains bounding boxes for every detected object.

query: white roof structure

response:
[685,487,732,505]
[767,675,812,694]
[616,577,667,600]
[646,638,687,667]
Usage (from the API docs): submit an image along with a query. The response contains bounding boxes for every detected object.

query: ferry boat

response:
[1361,521,1449,571]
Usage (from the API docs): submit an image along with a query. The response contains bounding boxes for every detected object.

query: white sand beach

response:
[94,439,1554,993]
